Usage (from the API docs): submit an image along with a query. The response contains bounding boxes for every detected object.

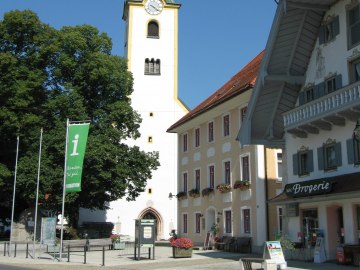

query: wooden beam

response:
[323,115,346,126]
[286,1,330,11]
[264,74,305,85]
[298,124,319,134]
[312,119,332,131]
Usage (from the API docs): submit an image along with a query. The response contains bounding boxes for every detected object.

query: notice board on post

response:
[263,241,286,265]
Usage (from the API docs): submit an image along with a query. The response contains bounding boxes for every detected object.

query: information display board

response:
[41,217,57,246]
[263,241,286,265]
[134,219,156,260]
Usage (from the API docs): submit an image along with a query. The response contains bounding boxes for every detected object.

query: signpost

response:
[134,219,156,260]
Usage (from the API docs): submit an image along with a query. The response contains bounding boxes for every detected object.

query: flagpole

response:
[9,136,20,257]
[33,128,43,259]
[60,119,69,261]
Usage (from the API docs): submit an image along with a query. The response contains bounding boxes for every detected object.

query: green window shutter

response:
[307,150,314,172]
[317,147,324,170]
[333,16,340,37]
[335,142,342,167]
[292,153,299,175]
[335,74,342,90]
[347,138,355,164]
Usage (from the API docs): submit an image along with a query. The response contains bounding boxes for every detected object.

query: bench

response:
[88,238,112,251]
[215,236,252,253]
[215,236,233,250]
[239,257,265,270]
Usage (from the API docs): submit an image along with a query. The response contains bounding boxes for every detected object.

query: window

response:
[224,161,231,184]
[148,188,152,194]
[243,209,251,234]
[241,106,247,123]
[209,165,215,189]
[147,21,159,37]
[277,207,283,234]
[208,121,214,142]
[350,58,360,83]
[225,210,232,234]
[223,114,230,137]
[195,169,200,190]
[325,77,336,93]
[319,16,339,44]
[318,141,342,171]
[183,172,188,192]
[182,133,188,152]
[148,136,153,143]
[195,213,201,233]
[183,214,188,233]
[195,128,200,147]
[144,58,160,75]
[241,155,250,181]
[293,148,314,176]
[348,4,360,48]
[276,151,283,181]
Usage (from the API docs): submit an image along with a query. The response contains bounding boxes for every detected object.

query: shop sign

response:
[285,179,333,197]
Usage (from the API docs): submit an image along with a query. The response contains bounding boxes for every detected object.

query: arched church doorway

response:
[138,207,163,240]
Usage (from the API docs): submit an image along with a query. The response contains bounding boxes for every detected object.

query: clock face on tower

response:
[144,0,163,15]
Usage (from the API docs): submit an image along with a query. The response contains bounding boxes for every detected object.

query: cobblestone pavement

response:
[0,245,358,270]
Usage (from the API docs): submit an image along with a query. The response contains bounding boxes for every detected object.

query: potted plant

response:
[176,191,188,200]
[188,188,200,198]
[216,183,232,193]
[201,187,214,197]
[233,180,250,190]
[170,237,193,258]
[110,234,125,250]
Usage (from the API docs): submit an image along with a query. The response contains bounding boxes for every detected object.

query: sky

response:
[1,1,277,110]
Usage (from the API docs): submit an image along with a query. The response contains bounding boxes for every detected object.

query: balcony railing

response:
[283,81,360,129]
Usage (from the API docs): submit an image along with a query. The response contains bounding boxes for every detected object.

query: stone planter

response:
[113,241,125,250]
[172,247,193,258]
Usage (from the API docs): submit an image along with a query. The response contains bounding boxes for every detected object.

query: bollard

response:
[102,246,105,266]
[3,242,5,256]
[26,243,29,258]
[67,245,70,262]
[14,243,17,257]
[83,245,86,264]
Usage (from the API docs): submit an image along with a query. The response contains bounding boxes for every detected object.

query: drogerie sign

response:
[285,179,333,197]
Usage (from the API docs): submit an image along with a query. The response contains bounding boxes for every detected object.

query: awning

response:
[269,172,360,204]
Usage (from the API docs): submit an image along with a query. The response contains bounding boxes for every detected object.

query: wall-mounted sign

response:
[285,179,334,197]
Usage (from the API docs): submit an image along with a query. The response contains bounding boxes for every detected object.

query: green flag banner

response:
[65,123,90,193]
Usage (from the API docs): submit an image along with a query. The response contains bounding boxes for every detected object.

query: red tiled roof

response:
[167,50,264,132]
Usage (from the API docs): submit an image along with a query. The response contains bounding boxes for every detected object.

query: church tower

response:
[110,0,187,239]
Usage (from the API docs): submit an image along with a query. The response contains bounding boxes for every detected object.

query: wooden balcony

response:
[283,81,360,138]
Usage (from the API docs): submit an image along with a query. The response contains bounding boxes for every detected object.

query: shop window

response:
[241,155,250,181]
[319,16,339,44]
[223,114,230,137]
[183,214,188,234]
[318,140,342,171]
[347,3,360,48]
[208,165,215,189]
[302,209,318,247]
[208,121,214,142]
[225,210,232,234]
[293,148,314,176]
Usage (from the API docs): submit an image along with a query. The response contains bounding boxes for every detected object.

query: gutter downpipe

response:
[264,146,270,241]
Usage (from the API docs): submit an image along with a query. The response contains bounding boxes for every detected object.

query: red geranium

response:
[170,237,193,249]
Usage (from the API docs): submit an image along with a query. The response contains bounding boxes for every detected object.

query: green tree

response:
[0,10,160,227]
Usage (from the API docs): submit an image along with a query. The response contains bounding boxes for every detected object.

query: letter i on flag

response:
[65,122,90,192]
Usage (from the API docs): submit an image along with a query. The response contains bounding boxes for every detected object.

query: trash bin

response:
[336,245,352,265]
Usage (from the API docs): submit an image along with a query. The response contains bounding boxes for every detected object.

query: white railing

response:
[283,81,360,129]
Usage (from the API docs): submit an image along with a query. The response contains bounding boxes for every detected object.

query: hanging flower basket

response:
[176,191,188,200]
[216,184,232,193]
[233,180,250,191]
[188,188,200,198]
[201,187,214,197]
